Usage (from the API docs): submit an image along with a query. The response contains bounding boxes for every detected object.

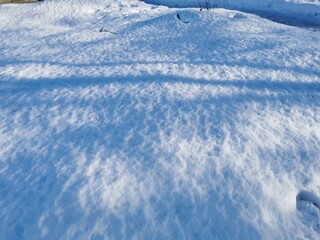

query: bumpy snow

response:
[0,0,320,239]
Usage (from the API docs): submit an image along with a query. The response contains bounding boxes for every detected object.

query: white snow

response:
[0,0,320,239]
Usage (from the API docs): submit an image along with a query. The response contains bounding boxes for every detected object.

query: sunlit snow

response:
[0,0,319,239]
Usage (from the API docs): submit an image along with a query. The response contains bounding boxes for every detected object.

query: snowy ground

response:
[146,0,320,25]
[0,0,320,239]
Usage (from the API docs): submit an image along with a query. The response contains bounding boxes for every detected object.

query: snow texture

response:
[0,0,320,239]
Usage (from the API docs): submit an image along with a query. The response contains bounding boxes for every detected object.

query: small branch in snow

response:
[99,27,117,34]
[176,14,189,24]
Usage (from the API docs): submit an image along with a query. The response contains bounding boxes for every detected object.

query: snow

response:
[146,0,320,24]
[0,0,320,239]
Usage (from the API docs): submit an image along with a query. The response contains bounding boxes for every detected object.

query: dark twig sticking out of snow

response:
[176,14,189,24]
[197,0,218,11]
[99,27,117,34]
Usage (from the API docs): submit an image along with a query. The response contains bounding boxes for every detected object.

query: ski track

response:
[0,0,320,239]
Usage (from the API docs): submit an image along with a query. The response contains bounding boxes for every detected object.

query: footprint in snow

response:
[229,12,247,19]
[296,190,320,233]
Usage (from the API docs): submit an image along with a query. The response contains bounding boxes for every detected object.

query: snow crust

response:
[0,0,320,239]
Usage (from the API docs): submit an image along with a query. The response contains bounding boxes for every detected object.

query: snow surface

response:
[0,0,320,239]
[146,0,320,24]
